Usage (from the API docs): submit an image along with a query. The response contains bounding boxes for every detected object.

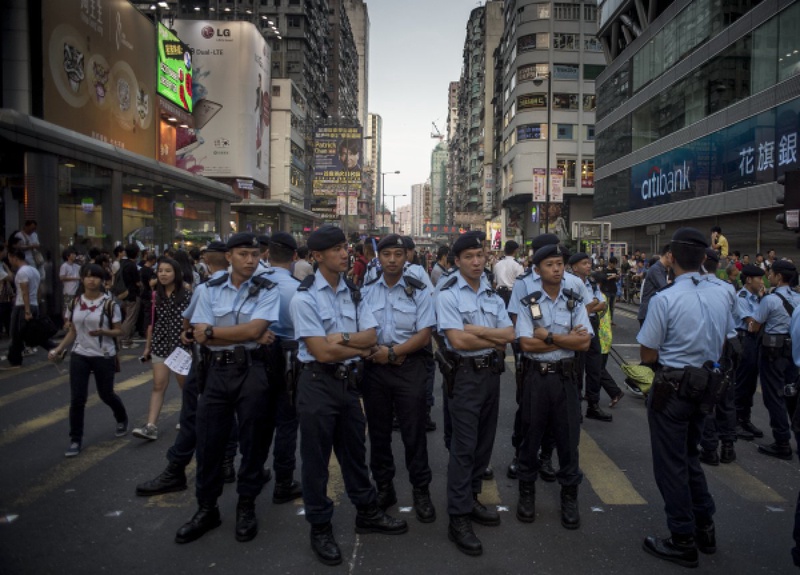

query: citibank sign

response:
[640,161,691,200]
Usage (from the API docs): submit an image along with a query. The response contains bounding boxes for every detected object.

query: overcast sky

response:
[368,0,487,208]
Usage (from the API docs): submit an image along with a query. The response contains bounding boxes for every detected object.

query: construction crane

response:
[431,121,444,141]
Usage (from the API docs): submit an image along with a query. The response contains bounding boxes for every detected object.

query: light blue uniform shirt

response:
[403,262,435,296]
[290,270,378,364]
[254,266,298,340]
[508,269,593,318]
[753,285,800,335]
[734,287,761,331]
[514,277,593,362]
[790,307,800,368]
[362,275,436,346]
[637,272,734,369]
[183,269,227,320]
[703,274,737,339]
[435,271,512,357]
[190,272,280,351]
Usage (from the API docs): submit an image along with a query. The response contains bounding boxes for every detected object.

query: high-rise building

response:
[411,181,431,237]
[431,142,449,227]
[327,0,359,120]
[445,81,460,226]
[495,0,604,246]
[594,0,800,257]
[343,0,370,131]
[269,79,308,210]
[366,113,383,229]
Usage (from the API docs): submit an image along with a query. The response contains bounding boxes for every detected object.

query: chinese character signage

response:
[157,23,192,114]
[533,168,546,202]
[42,0,157,158]
[550,168,564,203]
[423,225,461,234]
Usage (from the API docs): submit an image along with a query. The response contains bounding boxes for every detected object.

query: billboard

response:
[42,0,157,158]
[157,23,193,113]
[312,126,363,221]
[172,20,271,185]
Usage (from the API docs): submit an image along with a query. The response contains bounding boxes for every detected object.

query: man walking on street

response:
[117,244,142,349]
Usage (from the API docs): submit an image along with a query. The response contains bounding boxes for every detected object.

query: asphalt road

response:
[0,302,798,574]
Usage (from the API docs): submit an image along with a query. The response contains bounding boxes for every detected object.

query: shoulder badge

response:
[440,276,458,291]
[250,274,276,293]
[206,272,229,287]
[520,290,542,307]
[562,288,583,303]
[404,275,426,291]
[297,275,315,292]
[738,290,747,298]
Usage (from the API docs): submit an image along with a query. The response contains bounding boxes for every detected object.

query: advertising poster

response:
[172,20,271,185]
[313,126,363,220]
[157,23,193,113]
[533,168,546,202]
[550,168,564,203]
[42,0,156,158]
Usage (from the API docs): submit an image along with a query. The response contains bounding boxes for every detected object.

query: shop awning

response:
[231,198,320,223]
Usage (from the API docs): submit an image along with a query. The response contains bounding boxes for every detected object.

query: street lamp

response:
[380,170,400,232]
[533,73,553,233]
[386,194,407,234]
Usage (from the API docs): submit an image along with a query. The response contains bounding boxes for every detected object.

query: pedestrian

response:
[733,264,766,440]
[13,220,44,274]
[638,228,734,568]
[748,259,800,460]
[515,244,592,529]
[350,243,368,286]
[361,234,437,523]
[1,248,44,369]
[175,233,280,545]
[710,226,729,264]
[290,225,407,566]
[59,248,81,316]
[430,246,450,286]
[598,256,620,324]
[293,246,314,281]
[133,257,192,442]
[637,244,671,327]
[0,243,15,339]
[47,264,129,457]
[114,244,142,349]
[493,240,524,307]
[436,231,514,556]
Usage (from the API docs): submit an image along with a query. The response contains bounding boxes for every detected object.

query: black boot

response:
[136,461,187,496]
[719,442,736,464]
[695,521,716,554]
[470,493,500,526]
[738,418,764,438]
[376,481,397,510]
[560,485,580,530]
[643,533,699,568]
[538,455,556,482]
[425,407,437,432]
[516,480,536,523]
[235,496,258,542]
[758,441,793,460]
[698,447,720,466]
[355,503,408,534]
[412,485,436,523]
[585,402,613,422]
[273,478,303,504]
[507,456,519,480]
[175,501,222,544]
[222,456,236,484]
[310,522,342,566]
[482,465,494,480]
[448,514,482,556]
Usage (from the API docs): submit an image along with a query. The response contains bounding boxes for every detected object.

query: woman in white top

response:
[49,264,129,458]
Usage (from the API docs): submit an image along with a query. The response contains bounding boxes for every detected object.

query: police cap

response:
[740,264,765,277]
[269,232,297,251]
[704,248,720,263]
[532,244,568,266]
[452,231,484,256]
[226,232,260,250]
[670,227,708,248]
[402,235,416,250]
[772,259,797,275]
[257,234,271,247]
[205,241,228,253]
[307,225,346,252]
[568,252,590,266]
[531,233,560,251]
[377,234,406,252]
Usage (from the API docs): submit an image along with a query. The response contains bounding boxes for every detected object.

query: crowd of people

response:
[1,220,791,568]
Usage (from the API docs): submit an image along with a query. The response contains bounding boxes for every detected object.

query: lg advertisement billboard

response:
[42,0,157,158]
[172,20,271,185]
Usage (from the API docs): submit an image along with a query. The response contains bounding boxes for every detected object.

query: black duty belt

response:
[209,346,266,366]
[304,360,363,380]
[455,352,496,370]
[736,329,757,338]
[497,286,512,292]
[526,358,576,375]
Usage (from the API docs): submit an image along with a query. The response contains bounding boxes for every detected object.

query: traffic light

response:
[775,170,800,230]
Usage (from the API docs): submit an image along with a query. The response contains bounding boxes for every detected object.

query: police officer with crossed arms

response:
[175,233,280,545]
[290,225,407,566]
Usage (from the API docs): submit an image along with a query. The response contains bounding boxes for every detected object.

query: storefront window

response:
[58,158,110,253]
[557,158,577,187]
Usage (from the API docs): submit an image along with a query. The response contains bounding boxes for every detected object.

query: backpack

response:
[112,261,130,300]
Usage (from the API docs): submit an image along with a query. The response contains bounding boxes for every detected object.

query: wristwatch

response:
[388,346,397,363]
[204,326,215,340]
[544,332,554,346]
[342,332,351,344]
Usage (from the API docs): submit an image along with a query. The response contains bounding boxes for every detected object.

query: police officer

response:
[436,231,515,556]
[175,233,280,545]
[638,228,734,568]
[257,234,270,270]
[290,225,407,566]
[255,232,304,504]
[361,234,437,523]
[515,244,591,529]
[749,259,800,460]
[734,264,766,440]
[136,241,235,496]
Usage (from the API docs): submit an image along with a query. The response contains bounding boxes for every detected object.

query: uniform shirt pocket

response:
[459,301,478,326]
[394,300,417,331]
[552,306,572,333]
[339,301,359,332]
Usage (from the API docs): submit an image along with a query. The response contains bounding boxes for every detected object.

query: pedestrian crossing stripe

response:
[327,453,343,504]
[614,309,637,320]
[0,373,69,408]
[708,462,786,503]
[580,429,648,505]
[0,353,139,382]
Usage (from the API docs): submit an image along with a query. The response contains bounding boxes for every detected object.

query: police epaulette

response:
[440,276,458,290]
[297,275,315,292]
[562,288,583,302]
[404,275,426,290]
[251,274,276,290]
[517,269,532,280]
[656,282,675,293]
[364,270,383,286]
[738,290,747,298]
[520,290,542,306]
[206,273,229,287]
[262,268,276,275]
